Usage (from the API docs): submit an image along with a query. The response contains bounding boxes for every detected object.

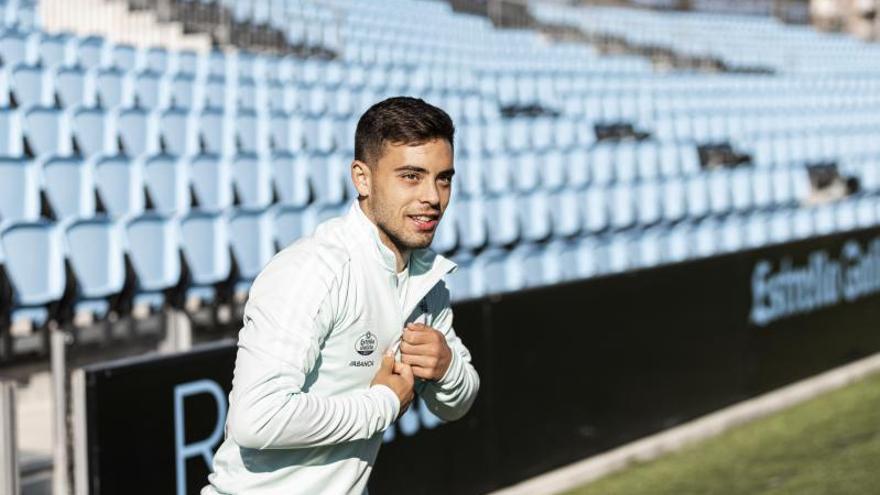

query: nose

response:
[420,179,441,207]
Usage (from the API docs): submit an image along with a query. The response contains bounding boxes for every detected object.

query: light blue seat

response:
[541,149,565,191]
[609,184,636,230]
[484,153,512,195]
[771,168,794,207]
[198,107,233,156]
[0,29,31,67]
[232,153,273,209]
[125,213,181,312]
[236,108,266,154]
[24,107,72,159]
[1,221,66,328]
[77,36,108,70]
[180,210,231,305]
[144,154,190,215]
[855,196,877,229]
[718,214,745,253]
[455,197,487,250]
[615,142,638,183]
[477,248,523,295]
[750,168,773,210]
[116,107,159,158]
[691,218,719,259]
[55,66,91,108]
[635,180,661,226]
[768,209,794,245]
[189,153,233,211]
[72,107,113,158]
[304,114,336,153]
[548,189,580,238]
[132,70,166,109]
[454,153,484,198]
[159,107,197,156]
[444,252,476,302]
[0,157,40,227]
[513,151,540,192]
[431,205,458,254]
[145,47,169,74]
[228,208,275,297]
[65,217,126,321]
[273,204,318,249]
[272,151,310,207]
[309,151,350,206]
[111,44,139,73]
[0,107,23,157]
[94,155,146,219]
[580,186,608,233]
[270,110,305,153]
[813,204,834,237]
[237,77,258,111]
[744,211,770,249]
[174,50,199,77]
[518,191,551,241]
[634,226,665,269]
[685,174,710,219]
[589,144,614,186]
[169,73,196,108]
[95,67,131,109]
[42,157,96,224]
[486,195,519,246]
[10,63,49,108]
[565,148,590,189]
[202,75,227,110]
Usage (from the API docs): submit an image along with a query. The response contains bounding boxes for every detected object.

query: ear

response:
[351,160,372,198]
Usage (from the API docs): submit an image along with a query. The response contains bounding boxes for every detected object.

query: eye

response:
[401,173,420,181]
[438,175,453,185]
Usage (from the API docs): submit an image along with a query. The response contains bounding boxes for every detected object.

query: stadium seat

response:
[132,69,167,110]
[272,151,311,207]
[77,36,109,70]
[116,106,159,158]
[0,29,31,67]
[10,63,50,109]
[232,153,273,209]
[179,211,232,306]
[42,156,97,224]
[0,107,24,157]
[309,151,351,206]
[0,156,41,226]
[228,208,275,297]
[274,205,318,249]
[189,154,233,211]
[159,107,198,156]
[0,221,66,328]
[72,107,114,158]
[95,67,132,109]
[54,66,91,108]
[94,155,146,219]
[198,107,234,156]
[24,107,73,159]
[65,217,126,322]
[143,154,190,215]
[125,213,182,313]
[486,195,519,246]
[455,197,488,250]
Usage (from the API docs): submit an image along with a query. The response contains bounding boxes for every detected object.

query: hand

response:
[399,322,452,382]
[371,354,414,417]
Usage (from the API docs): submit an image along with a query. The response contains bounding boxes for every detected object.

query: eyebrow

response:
[394,165,455,176]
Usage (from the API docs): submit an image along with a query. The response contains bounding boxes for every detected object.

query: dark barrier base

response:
[80,227,880,494]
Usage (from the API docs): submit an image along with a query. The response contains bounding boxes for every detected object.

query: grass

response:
[563,372,880,495]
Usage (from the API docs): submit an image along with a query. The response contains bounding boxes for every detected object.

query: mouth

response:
[408,213,439,232]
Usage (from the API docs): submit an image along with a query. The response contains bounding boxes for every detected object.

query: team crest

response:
[355,331,377,356]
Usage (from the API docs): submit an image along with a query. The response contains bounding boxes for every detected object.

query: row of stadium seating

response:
[2,0,880,361]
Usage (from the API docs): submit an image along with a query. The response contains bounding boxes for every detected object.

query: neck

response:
[359,200,411,272]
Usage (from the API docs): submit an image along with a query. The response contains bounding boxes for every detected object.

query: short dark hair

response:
[354,96,455,164]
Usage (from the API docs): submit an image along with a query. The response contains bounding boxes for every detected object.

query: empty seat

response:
[54,66,91,108]
[228,208,275,297]
[72,107,114,158]
[0,107,24,157]
[116,107,159,158]
[144,154,190,215]
[10,63,49,109]
[270,110,305,153]
[42,157,96,224]
[179,211,232,306]
[24,107,73,158]
[581,186,608,233]
[159,107,197,156]
[485,195,519,246]
[518,191,552,242]
[125,213,182,312]
[77,36,108,70]
[95,67,132,109]
[309,152,350,206]
[0,157,41,226]
[232,153,273,209]
[0,30,31,67]
[94,155,146,219]
[455,197,488,250]
[198,108,234,156]
[235,108,267,155]
[132,70,167,110]
[189,154,233,211]
[65,217,126,322]
[1,220,66,328]
[274,205,318,249]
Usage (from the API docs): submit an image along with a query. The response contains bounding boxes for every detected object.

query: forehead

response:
[375,139,454,171]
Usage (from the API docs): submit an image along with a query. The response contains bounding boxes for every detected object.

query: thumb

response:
[398,362,414,384]
[379,354,394,373]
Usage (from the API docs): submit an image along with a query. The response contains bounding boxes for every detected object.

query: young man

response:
[203,97,480,494]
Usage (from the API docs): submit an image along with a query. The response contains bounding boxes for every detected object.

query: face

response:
[352,139,454,256]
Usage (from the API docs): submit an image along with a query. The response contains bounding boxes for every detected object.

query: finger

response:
[380,354,394,373]
[402,328,435,345]
[410,366,437,381]
[393,361,408,374]
[398,362,414,384]
[400,353,434,368]
[399,341,437,356]
[406,322,429,331]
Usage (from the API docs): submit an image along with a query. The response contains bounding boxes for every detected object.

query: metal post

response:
[50,322,70,495]
[71,370,88,495]
[0,380,19,495]
[159,308,193,354]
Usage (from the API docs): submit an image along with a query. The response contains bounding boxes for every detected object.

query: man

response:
[203,97,480,494]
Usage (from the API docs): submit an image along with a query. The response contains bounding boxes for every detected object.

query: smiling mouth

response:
[408,214,439,232]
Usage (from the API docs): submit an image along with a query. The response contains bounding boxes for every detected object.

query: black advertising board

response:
[78,227,880,494]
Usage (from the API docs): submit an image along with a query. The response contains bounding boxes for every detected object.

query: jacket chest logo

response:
[354,331,378,356]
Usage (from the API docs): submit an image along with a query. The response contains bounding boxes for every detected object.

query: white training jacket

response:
[203,201,480,495]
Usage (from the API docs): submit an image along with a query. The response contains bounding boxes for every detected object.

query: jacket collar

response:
[343,201,457,313]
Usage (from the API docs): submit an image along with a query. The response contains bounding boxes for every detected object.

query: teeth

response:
[413,216,432,222]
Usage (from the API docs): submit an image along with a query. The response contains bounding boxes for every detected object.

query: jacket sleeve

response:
[226,246,400,451]
[416,283,480,422]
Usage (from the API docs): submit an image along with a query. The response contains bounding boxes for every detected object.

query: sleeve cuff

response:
[436,348,463,389]
[370,384,401,428]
